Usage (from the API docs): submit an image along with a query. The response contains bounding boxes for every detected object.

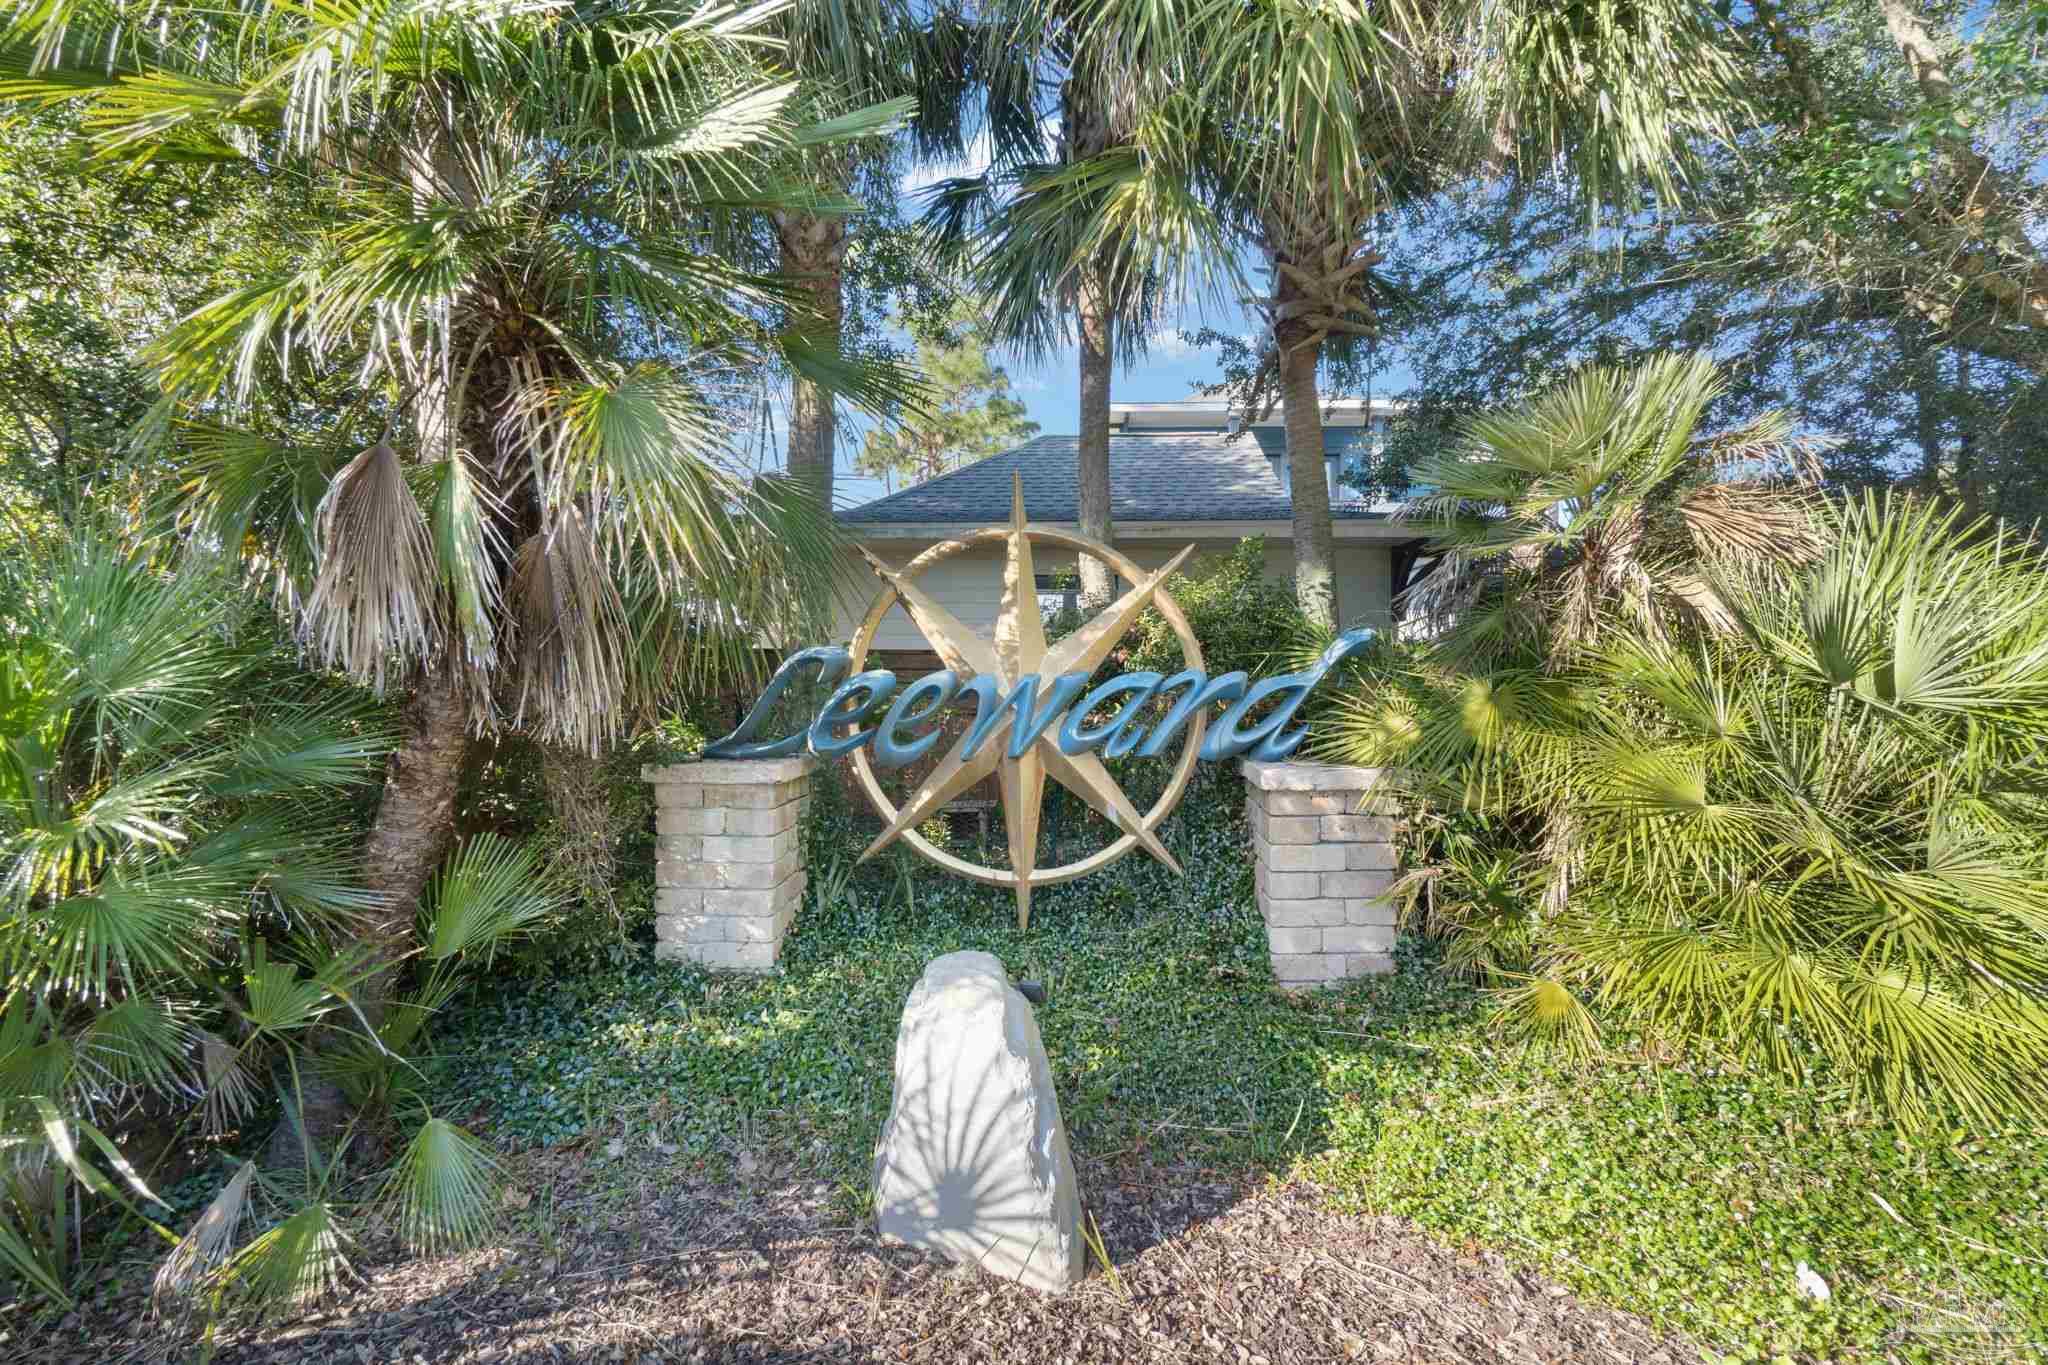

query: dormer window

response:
[1264,450,1347,501]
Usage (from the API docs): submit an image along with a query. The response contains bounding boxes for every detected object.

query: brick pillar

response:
[643,757,812,971]
[1242,760,1398,988]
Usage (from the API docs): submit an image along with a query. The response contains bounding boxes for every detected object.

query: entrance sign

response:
[706,474,1370,926]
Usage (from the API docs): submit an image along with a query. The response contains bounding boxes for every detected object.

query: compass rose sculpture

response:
[847,474,1207,929]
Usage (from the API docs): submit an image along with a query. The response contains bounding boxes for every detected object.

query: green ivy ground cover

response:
[432,778,2047,1363]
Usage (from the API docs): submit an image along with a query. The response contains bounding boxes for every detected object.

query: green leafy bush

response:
[1119,536,1321,680]
[0,530,564,1313]
[1326,354,2048,1128]
[1044,537,1348,789]
[455,736,663,968]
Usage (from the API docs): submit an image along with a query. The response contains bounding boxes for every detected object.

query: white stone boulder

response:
[872,951,1083,1292]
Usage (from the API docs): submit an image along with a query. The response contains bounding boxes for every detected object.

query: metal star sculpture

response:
[851,474,1200,929]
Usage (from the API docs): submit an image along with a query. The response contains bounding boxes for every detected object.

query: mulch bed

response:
[17,1149,1701,1364]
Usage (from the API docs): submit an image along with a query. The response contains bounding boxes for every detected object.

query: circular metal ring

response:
[846,525,1206,889]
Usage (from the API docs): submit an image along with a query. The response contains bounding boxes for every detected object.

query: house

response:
[832,396,1424,664]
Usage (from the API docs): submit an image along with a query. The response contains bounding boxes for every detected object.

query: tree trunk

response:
[1276,328,1337,630]
[269,660,468,1169]
[358,659,471,1019]
[777,211,847,510]
[1912,360,1943,494]
[1952,350,1982,520]
[269,136,480,1173]
[1076,271,1116,603]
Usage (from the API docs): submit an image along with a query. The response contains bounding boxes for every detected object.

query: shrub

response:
[1046,537,1353,778]
[0,529,561,1311]
[1118,536,1321,680]
[1326,355,2048,1128]
[452,691,735,969]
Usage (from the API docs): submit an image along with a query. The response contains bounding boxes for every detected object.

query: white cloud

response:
[1143,328,1203,362]
[897,113,1062,197]
[900,130,994,196]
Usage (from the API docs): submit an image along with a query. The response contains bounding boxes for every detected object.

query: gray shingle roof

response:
[838,433,1392,526]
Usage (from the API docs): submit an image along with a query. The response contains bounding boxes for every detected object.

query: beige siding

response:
[832,533,1393,653]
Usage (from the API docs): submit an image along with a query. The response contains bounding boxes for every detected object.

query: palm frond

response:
[505,510,629,750]
[1491,976,1601,1058]
[27,1096,169,1215]
[209,1196,352,1310]
[211,692,392,798]
[0,1207,71,1305]
[381,1116,502,1254]
[72,996,195,1102]
[303,441,443,693]
[154,1158,256,1308]
[1453,0,1743,210]
[198,1032,263,1138]
[236,942,371,1042]
[420,833,563,966]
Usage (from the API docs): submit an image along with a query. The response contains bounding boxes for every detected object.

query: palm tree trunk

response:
[777,211,847,510]
[359,659,471,1017]
[1076,271,1116,602]
[270,660,467,1168]
[1277,332,1338,630]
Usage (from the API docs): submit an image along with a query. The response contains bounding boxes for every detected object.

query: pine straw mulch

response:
[19,1145,1702,1365]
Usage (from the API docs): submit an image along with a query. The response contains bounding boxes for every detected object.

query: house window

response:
[1034,571,1123,617]
[1035,572,1078,618]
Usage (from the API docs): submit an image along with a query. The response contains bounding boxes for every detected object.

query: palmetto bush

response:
[0,529,564,1308]
[1327,355,2048,1128]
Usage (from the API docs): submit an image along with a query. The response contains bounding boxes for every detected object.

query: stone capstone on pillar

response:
[1242,759,1399,988]
[872,951,1084,1294]
[643,757,812,972]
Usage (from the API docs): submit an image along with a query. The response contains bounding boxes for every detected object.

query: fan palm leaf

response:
[419,833,562,966]
[210,1197,352,1309]
[381,1115,501,1253]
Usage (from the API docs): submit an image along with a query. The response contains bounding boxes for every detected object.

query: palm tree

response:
[921,2,1173,604]
[1031,0,1746,629]
[4,0,913,1005]
[1325,355,2048,1128]
[773,0,920,511]
[0,528,549,1303]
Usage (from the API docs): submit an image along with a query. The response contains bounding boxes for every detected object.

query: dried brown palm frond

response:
[504,509,628,752]
[1550,500,1661,661]
[1678,481,1826,567]
[303,442,442,692]
[539,743,621,922]
[199,1031,263,1139]
[153,1159,257,1310]
[1664,574,1740,635]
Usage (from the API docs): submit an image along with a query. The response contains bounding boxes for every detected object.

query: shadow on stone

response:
[872,951,1083,1293]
